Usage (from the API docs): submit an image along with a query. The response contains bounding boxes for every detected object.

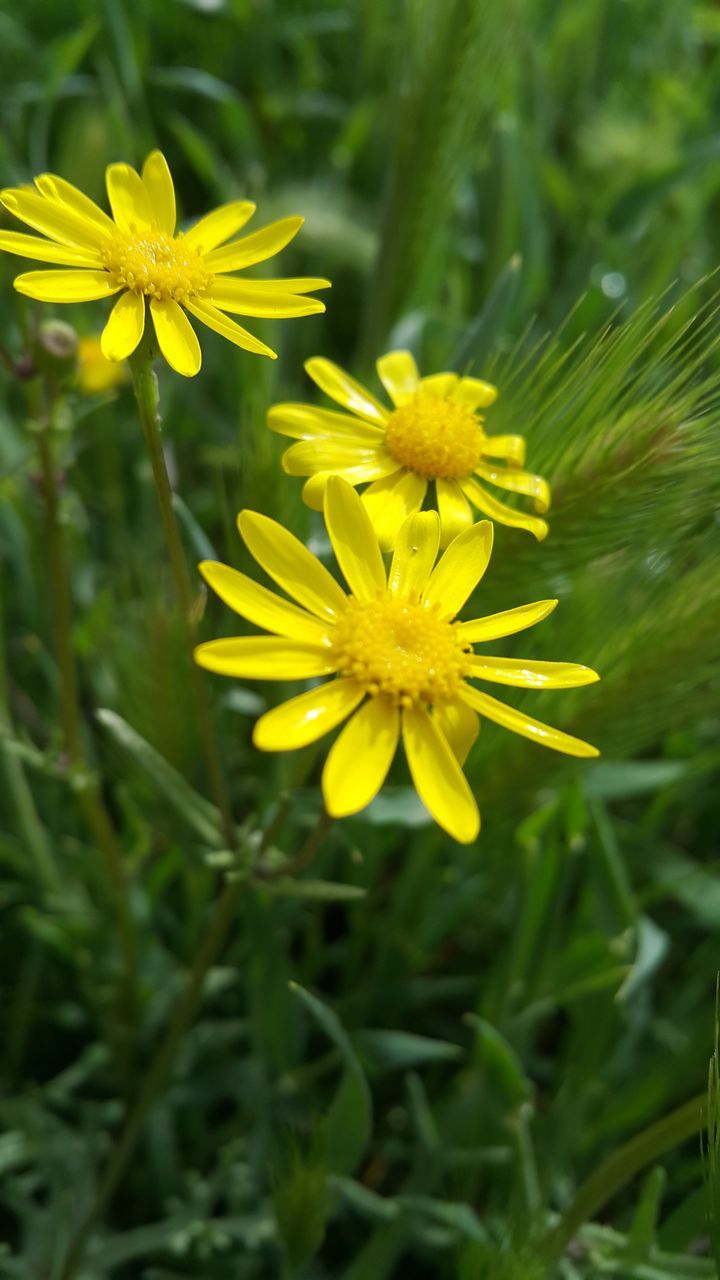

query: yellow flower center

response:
[101,231,211,303]
[384,393,485,479]
[331,594,472,707]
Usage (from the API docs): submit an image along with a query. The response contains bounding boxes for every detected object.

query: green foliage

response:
[0,1,719,1278]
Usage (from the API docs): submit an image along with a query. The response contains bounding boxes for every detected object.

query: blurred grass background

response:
[0,0,719,1276]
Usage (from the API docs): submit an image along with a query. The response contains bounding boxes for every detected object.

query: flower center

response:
[331,594,472,707]
[384,392,485,479]
[101,230,211,303]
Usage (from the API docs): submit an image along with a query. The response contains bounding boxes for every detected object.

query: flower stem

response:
[128,332,237,852]
[539,1091,704,1261]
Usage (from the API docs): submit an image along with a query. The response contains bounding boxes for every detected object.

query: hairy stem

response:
[128,331,237,852]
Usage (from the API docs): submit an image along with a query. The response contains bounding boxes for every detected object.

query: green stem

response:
[540,1092,705,1261]
[128,332,237,852]
[258,810,334,880]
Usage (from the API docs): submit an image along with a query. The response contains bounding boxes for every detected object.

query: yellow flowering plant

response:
[268,349,550,548]
[195,477,598,844]
[0,150,329,377]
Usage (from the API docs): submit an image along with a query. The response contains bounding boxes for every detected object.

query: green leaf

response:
[265,879,366,903]
[584,760,689,800]
[466,1015,531,1106]
[354,1029,462,1072]
[96,709,224,847]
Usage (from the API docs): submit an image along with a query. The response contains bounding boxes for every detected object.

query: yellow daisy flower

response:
[268,349,550,549]
[0,151,330,377]
[77,335,127,394]
[194,477,599,844]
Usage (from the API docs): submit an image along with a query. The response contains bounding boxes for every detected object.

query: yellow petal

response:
[422,520,494,619]
[150,298,201,377]
[305,357,389,425]
[203,215,304,272]
[461,685,600,758]
[402,705,480,843]
[481,434,527,467]
[388,510,440,601]
[141,151,176,235]
[268,402,384,444]
[198,560,333,644]
[209,280,326,318]
[253,678,364,751]
[301,463,401,510]
[101,290,145,361]
[185,298,276,359]
[323,475,386,602]
[474,462,551,514]
[436,477,473,549]
[184,200,256,252]
[323,698,399,816]
[238,510,347,622]
[0,230,101,267]
[361,469,427,552]
[33,174,116,237]
[467,656,600,689]
[193,636,335,679]
[105,163,153,231]
[1,187,109,249]
[376,350,420,406]
[420,372,458,398]
[433,701,479,765]
[457,599,558,643]
[461,477,549,541]
[14,269,120,302]
[282,439,390,476]
[454,377,498,409]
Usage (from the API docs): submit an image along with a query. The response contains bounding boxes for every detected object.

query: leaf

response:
[354,1029,462,1072]
[453,253,523,372]
[290,983,372,1176]
[96,709,223,847]
[266,879,366,903]
[466,1015,531,1106]
[583,760,689,800]
[397,1194,487,1244]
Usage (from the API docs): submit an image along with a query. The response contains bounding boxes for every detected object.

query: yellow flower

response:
[77,335,127,394]
[0,152,330,377]
[268,350,550,549]
[195,478,599,844]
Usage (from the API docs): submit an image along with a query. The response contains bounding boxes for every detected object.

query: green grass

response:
[0,1,719,1277]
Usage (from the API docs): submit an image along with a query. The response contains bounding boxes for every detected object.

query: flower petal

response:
[433,701,479,765]
[268,403,384,444]
[305,357,389,425]
[203,215,304,272]
[420,372,458,398]
[0,230,101,267]
[141,151,176,235]
[361,469,427,552]
[457,599,558,643]
[253,678,364,751]
[467,656,600,689]
[323,476,386,602]
[198,560,332,645]
[237,510,347,622]
[376,350,420,406]
[402,705,480,843]
[454,377,498,409]
[388,510,440,600]
[461,685,600,758]
[301,464,401,511]
[481,434,527,467]
[474,462,551,514]
[33,175,116,237]
[282,439,390,477]
[194,636,335,679]
[422,520,494,619]
[323,698,399,816]
[185,298,276,359]
[184,201,256,253]
[14,269,120,302]
[461,477,549,541]
[1,187,109,249]
[150,298,201,377]
[436,477,473,548]
[209,280,327,318]
[105,163,153,231]
[101,290,145,361]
